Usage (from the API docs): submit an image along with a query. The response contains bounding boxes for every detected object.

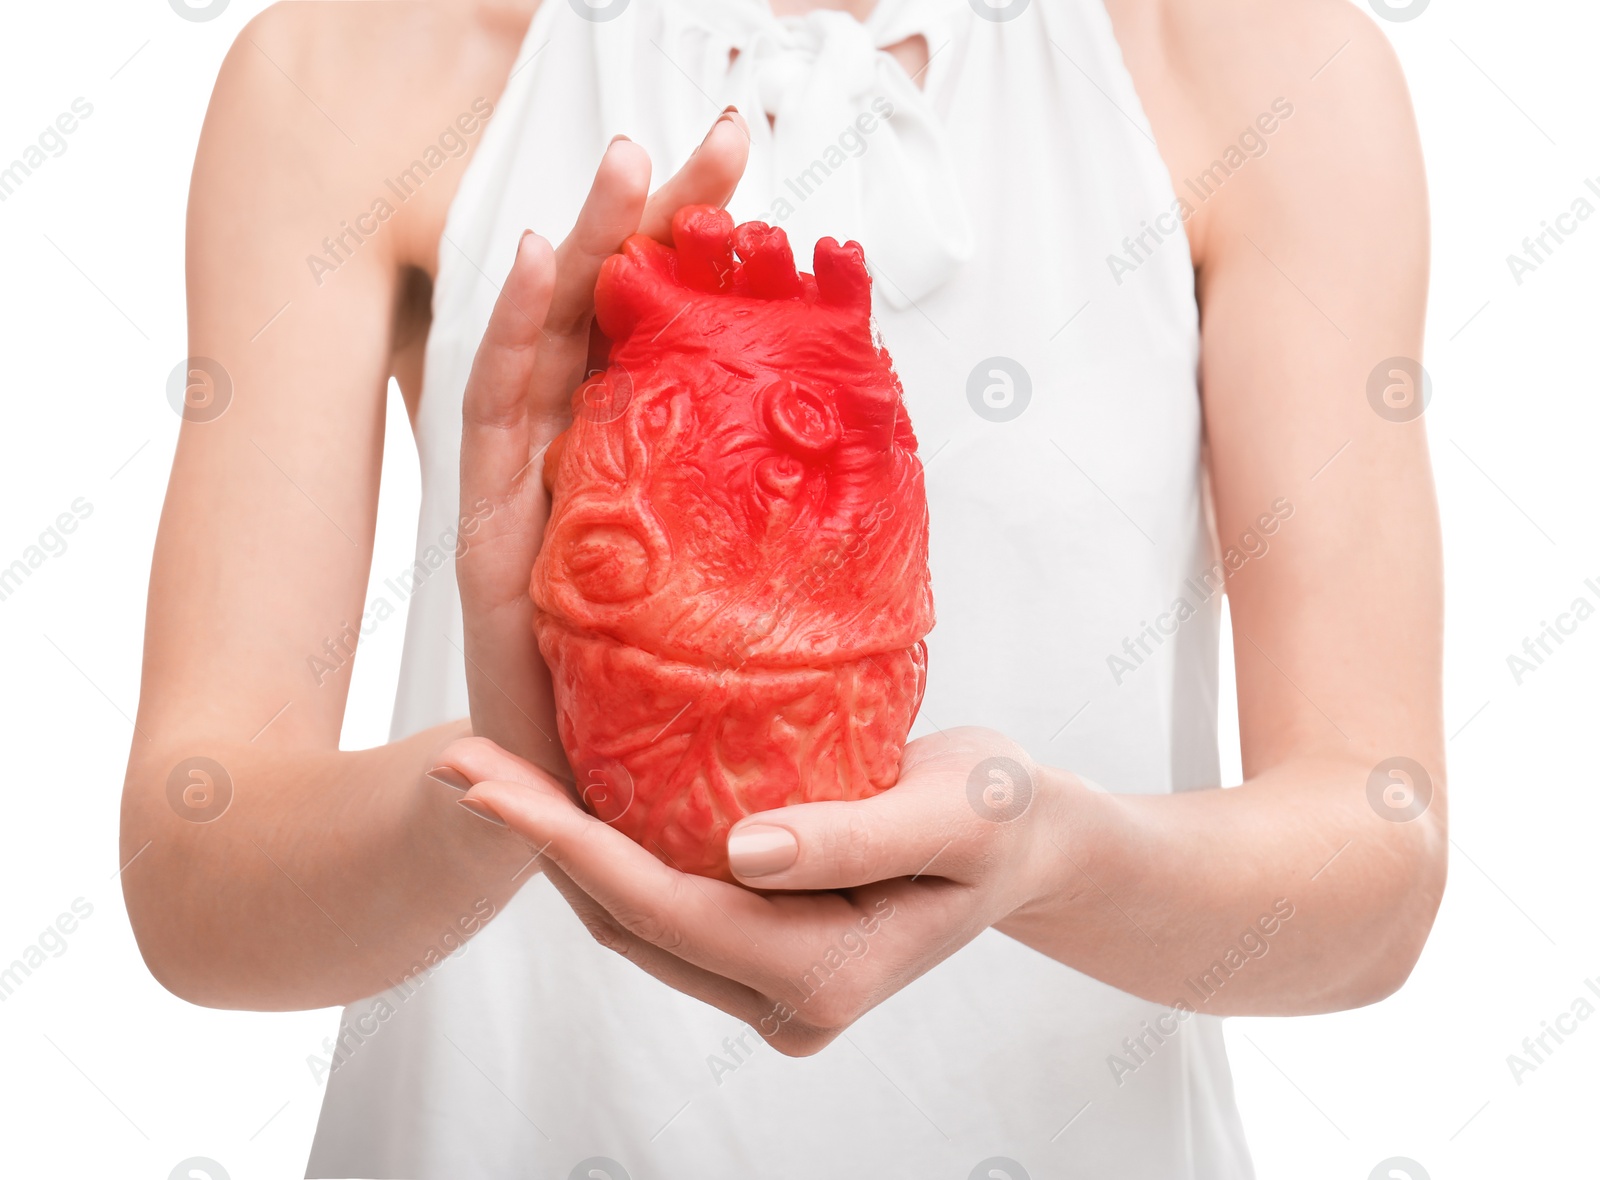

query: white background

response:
[1,1,1596,1177]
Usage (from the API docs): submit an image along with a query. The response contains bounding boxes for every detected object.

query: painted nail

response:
[426,766,473,792]
[727,824,798,877]
[458,797,508,828]
[694,108,739,157]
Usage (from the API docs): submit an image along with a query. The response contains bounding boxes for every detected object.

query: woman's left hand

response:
[438,727,1070,1055]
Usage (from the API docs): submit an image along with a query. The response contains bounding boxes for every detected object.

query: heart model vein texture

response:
[530,204,934,882]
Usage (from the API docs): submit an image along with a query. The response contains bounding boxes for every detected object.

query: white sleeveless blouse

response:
[308,0,1252,1174]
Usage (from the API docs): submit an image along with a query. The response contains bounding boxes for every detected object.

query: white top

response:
[308,0,1253,1175]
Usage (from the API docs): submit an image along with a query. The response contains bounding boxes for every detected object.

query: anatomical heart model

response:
[530,205,933,881]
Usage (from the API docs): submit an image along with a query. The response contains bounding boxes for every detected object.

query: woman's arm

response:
[120,6,538,1010]
[119,5,747,1010]
[1008,0,1444,1012]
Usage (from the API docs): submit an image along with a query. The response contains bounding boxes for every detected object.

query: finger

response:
[453,233,563,765]
[430,740,578,839]
[533,858,806,1042]
[638,108,752,242]
[558,853,970,1055]
[545,863,851,1057]
[544,137,653,337]
[459,230,558,486]
[486,773,962,1052]
[520,138,653,424]
[726,760,1030,891]
[430,735,570,792]
[465,773,849,999]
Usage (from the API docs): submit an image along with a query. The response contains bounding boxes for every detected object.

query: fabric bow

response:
[666,0,974,308]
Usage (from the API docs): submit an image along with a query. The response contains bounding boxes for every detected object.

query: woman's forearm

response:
[1001,756,1447,1016]
[119,718,537,1010]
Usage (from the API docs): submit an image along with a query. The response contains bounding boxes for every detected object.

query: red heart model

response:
[530,205,933,881]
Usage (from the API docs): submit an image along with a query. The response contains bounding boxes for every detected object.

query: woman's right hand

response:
[456,112,750,776]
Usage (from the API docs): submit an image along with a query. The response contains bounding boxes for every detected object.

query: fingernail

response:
[697,116,727,152]
[458,797,507,828]
[427,766,473,792]
[608,133,631,146]
[727,824,797,877]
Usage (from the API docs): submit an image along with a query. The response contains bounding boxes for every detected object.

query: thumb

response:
[725,778,976,891]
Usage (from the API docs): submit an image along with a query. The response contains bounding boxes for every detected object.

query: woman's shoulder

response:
[1107,0,1423,268]
[1108,0,1405,87]
[222,1,540,124]
[196,0,538,276]
[1107,0,1417,164]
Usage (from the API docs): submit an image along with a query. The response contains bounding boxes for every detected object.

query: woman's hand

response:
[455,112,749,776]
[434,727,1070,1055]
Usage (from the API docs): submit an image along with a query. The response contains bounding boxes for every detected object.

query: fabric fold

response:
[659,0,974,307]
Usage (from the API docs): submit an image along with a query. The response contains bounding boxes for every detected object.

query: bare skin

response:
[122,0,1443,1046]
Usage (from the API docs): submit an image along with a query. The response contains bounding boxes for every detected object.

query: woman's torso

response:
[308,0,1250,1175]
